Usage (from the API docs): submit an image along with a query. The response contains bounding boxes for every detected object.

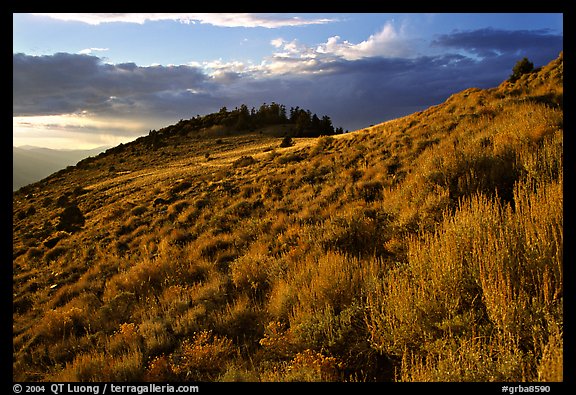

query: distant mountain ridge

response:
[13,145,109,191]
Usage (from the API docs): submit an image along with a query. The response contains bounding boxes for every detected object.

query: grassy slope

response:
[12,53,563,382]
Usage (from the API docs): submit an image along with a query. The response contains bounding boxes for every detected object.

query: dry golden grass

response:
[13,53,563,382]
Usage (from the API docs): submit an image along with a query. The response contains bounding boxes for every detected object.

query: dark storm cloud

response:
[254,28,562,130]
[13,52,208,116]
[432,28,563,61]
[235,53,511,131]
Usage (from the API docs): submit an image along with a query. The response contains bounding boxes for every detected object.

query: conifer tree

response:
[509,57,534,82]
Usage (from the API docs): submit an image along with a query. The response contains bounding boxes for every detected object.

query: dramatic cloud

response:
[316,22,415,60]
[32,13,337,28]
[267,22,415,69]
[432,28,563,61]
[13,52,208,117]
[13,27,563,143]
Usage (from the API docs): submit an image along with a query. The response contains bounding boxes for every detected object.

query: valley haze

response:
[13,145,109,191]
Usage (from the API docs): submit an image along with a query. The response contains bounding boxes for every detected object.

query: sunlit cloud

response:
[77,47,109,55]
[270,38,285,48]
[203,60,249,74]
[316,21,415,60]
[259,22,416,75]
[31,13,337,28]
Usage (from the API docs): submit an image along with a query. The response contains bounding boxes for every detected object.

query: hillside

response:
[12,53,563,382]
[13,146,109,191]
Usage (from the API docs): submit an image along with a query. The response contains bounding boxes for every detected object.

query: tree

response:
[235,104,251,130]
[320,115,335,135]
[295,110,311,136]
[279,104,287,122]
[509,57,534,82]
[311,114,321,132]
[289,106,299,123]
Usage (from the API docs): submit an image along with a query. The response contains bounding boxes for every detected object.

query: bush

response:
[276,152,305,164]
[56,194,69,207]
[56,205,85,232]
[232,155,257,168]
[262,349,342,382]
[144,355,176,382]
[279,136,294,148]
[312,136,334,155]
[509,57,534,82]
[44,245,68,262]
[170,331,234,381]
[230,245,273,296]
[43,231,69,248]
[355,180,384,202]
[36,306,86,341]
[366,176,563,380]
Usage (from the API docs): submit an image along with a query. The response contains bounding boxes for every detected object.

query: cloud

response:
[270,38,284,48]
[432,28,563,61]
[316,21,414,60]
[13,27,563,145]
[13,52,208,117]
[78,47,109,55]
[262,22,417,76]
[31,13,337,28]
[267,22,414,68]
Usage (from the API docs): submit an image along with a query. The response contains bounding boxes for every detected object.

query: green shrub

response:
[509,57,534,82]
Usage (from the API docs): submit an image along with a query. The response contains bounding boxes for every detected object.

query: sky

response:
[13,13,563,149]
